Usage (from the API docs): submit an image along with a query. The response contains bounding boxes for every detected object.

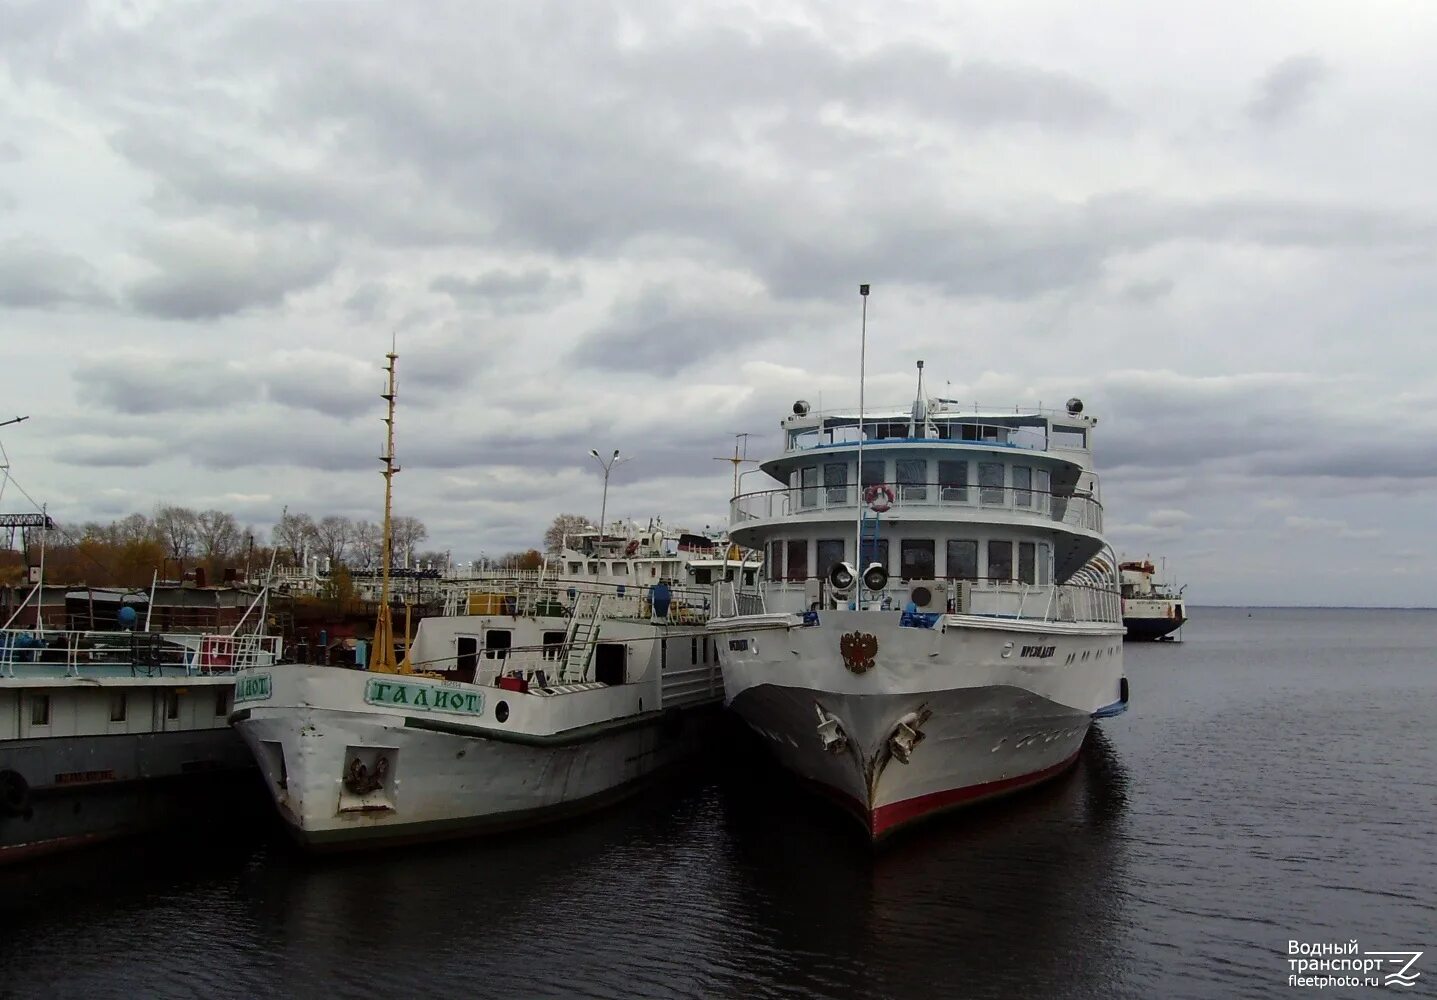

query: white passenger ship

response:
[229,352,727,850]
[709,375,1128,840]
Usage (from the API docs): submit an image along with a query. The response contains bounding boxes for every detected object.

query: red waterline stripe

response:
[869,747,1083,838]
[0,830,118,865]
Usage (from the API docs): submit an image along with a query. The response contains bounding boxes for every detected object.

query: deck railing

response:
[440,577,717,624]
[0,629,284,678]
[724,574,1121,625]
[731,482,1103,534]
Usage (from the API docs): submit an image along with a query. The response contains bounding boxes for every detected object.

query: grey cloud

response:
[126,224,338,320]
[0,140,21,163]
[0,237,109,308]
[53,436,167,468]
[344,282,386,317]
[1247,55,1330,124]
[73,355,247,415]
[431,267,582,314]
[611,27,1119,130]
[570,285,787,375]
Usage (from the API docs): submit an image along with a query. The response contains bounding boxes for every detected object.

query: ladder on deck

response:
[859,513,882,568]
[561,592,604,682]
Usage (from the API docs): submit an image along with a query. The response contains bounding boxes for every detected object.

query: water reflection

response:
[703,725,1132,999]
[2,728,1131,1000]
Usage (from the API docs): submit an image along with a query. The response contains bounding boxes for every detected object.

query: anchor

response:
[814,704,848,754]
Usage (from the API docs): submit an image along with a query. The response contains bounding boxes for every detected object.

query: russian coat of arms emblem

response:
[840,631,878,674]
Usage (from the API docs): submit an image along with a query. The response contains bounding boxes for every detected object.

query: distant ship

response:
[709,361,1128,841]
[1119,560,1187,640]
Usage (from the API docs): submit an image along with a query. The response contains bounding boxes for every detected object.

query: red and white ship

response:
[708,367,1127,841]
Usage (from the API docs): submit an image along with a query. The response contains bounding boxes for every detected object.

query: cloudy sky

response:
[3,1,1435,606]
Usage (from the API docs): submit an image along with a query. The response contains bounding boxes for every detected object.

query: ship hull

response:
[232,666,715,851]
[1122,615,1185,640]
[1121,596,1186,641]
[0,729,257,863]
[713,610,1125,841]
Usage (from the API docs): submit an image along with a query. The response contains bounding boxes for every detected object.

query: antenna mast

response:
[713,433,757,498]
[371,345,403,674]
[854,284,870,611]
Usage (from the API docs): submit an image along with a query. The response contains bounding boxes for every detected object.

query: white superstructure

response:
[709,375,1127,840]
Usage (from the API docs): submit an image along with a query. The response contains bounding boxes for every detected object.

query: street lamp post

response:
[589,448,631,540]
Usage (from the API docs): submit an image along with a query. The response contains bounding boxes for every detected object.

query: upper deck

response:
[768,398,1097,476]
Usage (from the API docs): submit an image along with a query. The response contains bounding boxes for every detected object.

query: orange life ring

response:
[864,484,895,513]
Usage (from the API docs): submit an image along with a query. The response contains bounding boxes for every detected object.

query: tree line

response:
[0,507,441,589]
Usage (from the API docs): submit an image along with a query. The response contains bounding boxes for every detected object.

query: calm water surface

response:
[4,607,1435,999]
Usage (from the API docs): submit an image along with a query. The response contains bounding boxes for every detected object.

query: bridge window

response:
[1052,426,1086,449]
[766,540,783,581]
[979,462,1005,504]
[900,539,935,580]
[800,467,819,508]
[945,539,978,580]
[1013,466,1032,507]
[1038,543,1051,585]
[786,539,809,582]
[939,460,967,502]
[484,629,512,660]
[817,539,846,580]
[896,459,928,501]
[987,540,1013,582]
[824,463,848,505]
[1018,542,1036,584]
[860,459,884,488]
[1036,468,1051,506]
[542,631,566,661]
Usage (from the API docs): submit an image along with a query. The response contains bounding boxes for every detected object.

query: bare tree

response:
[272,511,317,566]
[544,513,593,554]
[390,515,428,569]
[154,506,199,563]
[351,520,382,570]
[195,509,242,565]
[313,515,353,570]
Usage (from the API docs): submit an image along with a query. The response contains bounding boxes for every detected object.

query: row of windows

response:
[26,690,230,727]
[793,459,1052,505]
[766,537,1052,585]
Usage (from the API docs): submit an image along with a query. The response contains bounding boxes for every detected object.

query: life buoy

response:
[0,769,30,817]
[625,540,639,557]
[864,484,896,513]
[199,636,234,672]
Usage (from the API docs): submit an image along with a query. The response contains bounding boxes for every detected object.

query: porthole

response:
[495,701,510,723]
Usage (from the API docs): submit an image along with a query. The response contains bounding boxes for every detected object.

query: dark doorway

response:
[455,636,478,683]
[594,643,627,685]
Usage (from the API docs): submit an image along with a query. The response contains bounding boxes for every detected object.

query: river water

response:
[4,607,1435,999]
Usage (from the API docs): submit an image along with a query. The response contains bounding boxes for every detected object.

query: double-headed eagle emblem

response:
[840,631,878,674]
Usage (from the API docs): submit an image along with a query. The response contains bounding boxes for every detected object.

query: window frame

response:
[899,539,936,581]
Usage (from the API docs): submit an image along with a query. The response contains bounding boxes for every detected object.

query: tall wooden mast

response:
[370,346,403,674]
